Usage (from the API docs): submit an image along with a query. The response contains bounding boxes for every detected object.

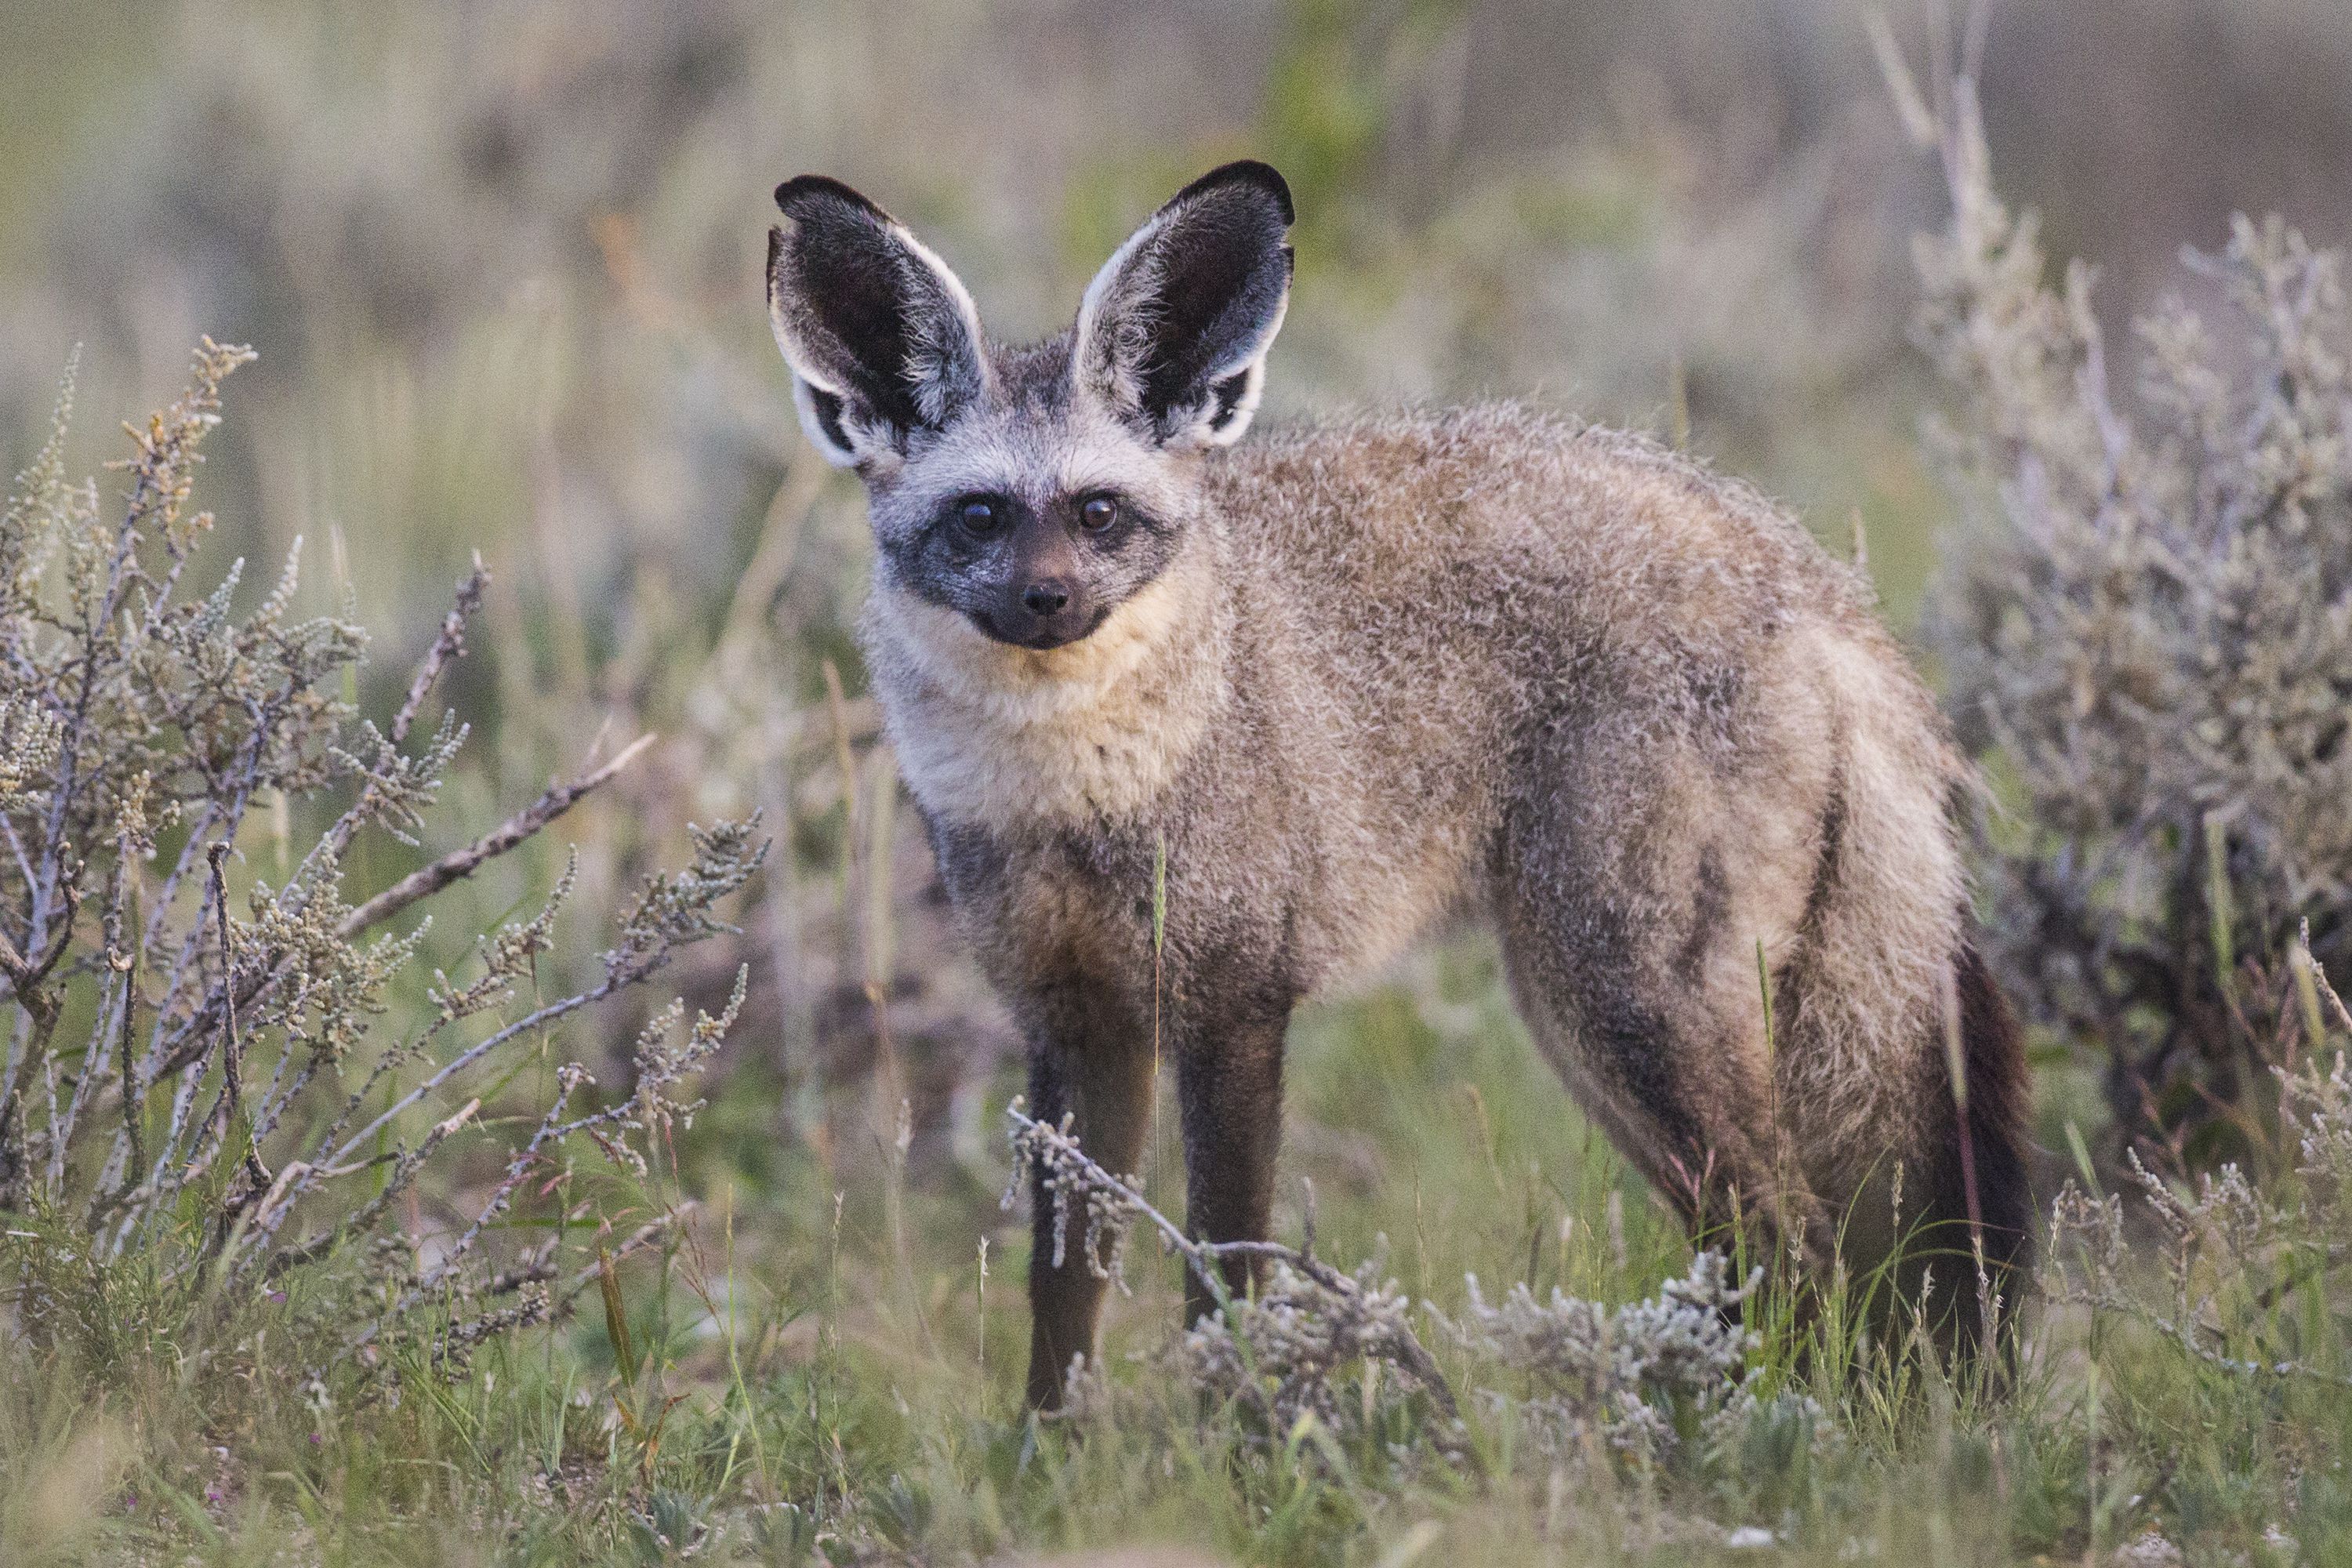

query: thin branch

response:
[229,1098,481,1287]
[1004,1099,1464,1425]
[2052,1286,2352,1391]
[390,559,486,751]
[198,844,268,1191]
[318,983,612,1174]
[306,561,487,876]
[145,732,651,1087]
[336,732,654,938]
[554,1209,691,1314]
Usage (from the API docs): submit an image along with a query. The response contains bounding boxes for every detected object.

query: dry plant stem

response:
[42,860,135,1192]
[336,731,654,938]
[387,557,487,752]
[2,341,277,1200]
[553,1209,691,1314]
[315,989,609,1189]
[231,1095,480,1281]
[256,958,729,1287]
[1004,1098,1463,1425]
[197,844,269,1192]
[2049,1279,2352,1392]
[27,347,251,964]
[354,964,742,1345]
[2045,999,2352,1395]
[312,558,488,873]
[138,556,489,1087]
[145,727,652,1088]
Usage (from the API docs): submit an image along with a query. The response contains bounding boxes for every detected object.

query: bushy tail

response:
[1918,937,2034,1358]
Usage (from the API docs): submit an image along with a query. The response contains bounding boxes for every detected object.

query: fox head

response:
[766,162,1293,652]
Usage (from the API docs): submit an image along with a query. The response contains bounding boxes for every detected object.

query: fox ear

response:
[1074,161,1294,450]
[768,176,989,468]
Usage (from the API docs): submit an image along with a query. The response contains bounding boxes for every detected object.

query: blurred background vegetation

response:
[4,5,2352,1561]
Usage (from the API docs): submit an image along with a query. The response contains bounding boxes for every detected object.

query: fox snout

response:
[987,578,1096,649]
[974,526,1101,648]
[946,501,1107,650]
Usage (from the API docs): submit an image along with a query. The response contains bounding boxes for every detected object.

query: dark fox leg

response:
[1176,1004,1290,1327]
[1025,1033,1156,1410]
[1498,897,1835,1288]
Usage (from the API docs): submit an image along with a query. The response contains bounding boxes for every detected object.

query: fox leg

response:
[1498,896,1835,1279]
[1176,1002,1290,1327]
[1555,994,1828,1266]
[1025,1032,1156,1410]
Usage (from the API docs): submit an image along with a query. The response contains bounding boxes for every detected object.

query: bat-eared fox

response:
[764,160,2029,1409]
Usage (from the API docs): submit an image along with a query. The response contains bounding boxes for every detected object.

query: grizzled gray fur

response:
[765,161,2029,1409]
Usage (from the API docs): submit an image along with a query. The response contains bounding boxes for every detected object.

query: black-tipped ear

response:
[767,176,989,467]
[1074,160,1294,449]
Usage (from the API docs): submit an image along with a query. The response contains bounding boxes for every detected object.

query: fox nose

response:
[1022,580,1073,616]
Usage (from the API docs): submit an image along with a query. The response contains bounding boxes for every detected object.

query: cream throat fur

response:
[860,537,1231,829]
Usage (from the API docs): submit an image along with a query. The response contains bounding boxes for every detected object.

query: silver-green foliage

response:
[1918,82,2352,1160]
[2047,948,2352,1394]
[1440,1250,1777,1465]
[0,343,762,1382]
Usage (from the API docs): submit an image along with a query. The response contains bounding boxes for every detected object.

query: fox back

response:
[766,162,2031,1408]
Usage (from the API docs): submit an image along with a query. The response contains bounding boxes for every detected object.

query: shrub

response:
[1911,75,2352,1167]
[0,342,762,1391]
[2045,935,2352,1399]
[1436,1251,1769,1466]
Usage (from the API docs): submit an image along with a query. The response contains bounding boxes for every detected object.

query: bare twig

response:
[336,731,654,938]
[556,1208,694,1313]
[1004,1098,1465,1426]
[2050,1284,2352,1391]
[199,844,268,1192]
[320,988,609,1176]
[390,558,487,750]
[147,733,652,1088]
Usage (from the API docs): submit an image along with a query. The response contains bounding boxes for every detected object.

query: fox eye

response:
[1079,495,1118,532]
[957,497,1004,538]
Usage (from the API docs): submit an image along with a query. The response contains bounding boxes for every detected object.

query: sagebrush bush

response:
[1438,1250,1777,1466]
[2046,933,2352,1397]
[0,343,761,1391]
[1915,78,2352,1166]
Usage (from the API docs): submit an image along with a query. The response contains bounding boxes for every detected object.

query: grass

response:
[4,924,2347,1565]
